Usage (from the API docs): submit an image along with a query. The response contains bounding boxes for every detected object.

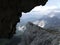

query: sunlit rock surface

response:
[18,22,60,45]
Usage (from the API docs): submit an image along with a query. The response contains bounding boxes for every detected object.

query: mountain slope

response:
[18,22,60,45]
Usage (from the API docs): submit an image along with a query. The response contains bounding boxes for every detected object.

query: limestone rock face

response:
[18,22,60,45]
[0,0,48,38]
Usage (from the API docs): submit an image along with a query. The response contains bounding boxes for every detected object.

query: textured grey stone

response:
[18,22,60,45]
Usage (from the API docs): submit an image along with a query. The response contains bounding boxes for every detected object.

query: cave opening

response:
[0,0,60,45]
[16,0,60,36]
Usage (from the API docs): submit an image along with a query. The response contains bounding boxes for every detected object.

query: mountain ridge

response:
[18,22,60,45]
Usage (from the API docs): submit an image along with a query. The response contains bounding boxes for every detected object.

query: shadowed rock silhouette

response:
[0,0,48,38]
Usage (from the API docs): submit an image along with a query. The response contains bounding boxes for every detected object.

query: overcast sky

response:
[32,0,60,11]
[22,0,60,18]
[46,0,60,7]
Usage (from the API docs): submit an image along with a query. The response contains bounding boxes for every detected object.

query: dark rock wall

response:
[0,0,48,38]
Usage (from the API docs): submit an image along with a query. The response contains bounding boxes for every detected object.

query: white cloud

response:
[31,5,59,15]
[49,14,55,18]
[33,20,46,28]
[22,5,60,20]
[38,20,45,28]
[32,6,58,11]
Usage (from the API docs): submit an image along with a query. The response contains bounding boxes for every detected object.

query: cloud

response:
[32,6,58,11]
[30,5,59,15]
[22,5,60,20]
